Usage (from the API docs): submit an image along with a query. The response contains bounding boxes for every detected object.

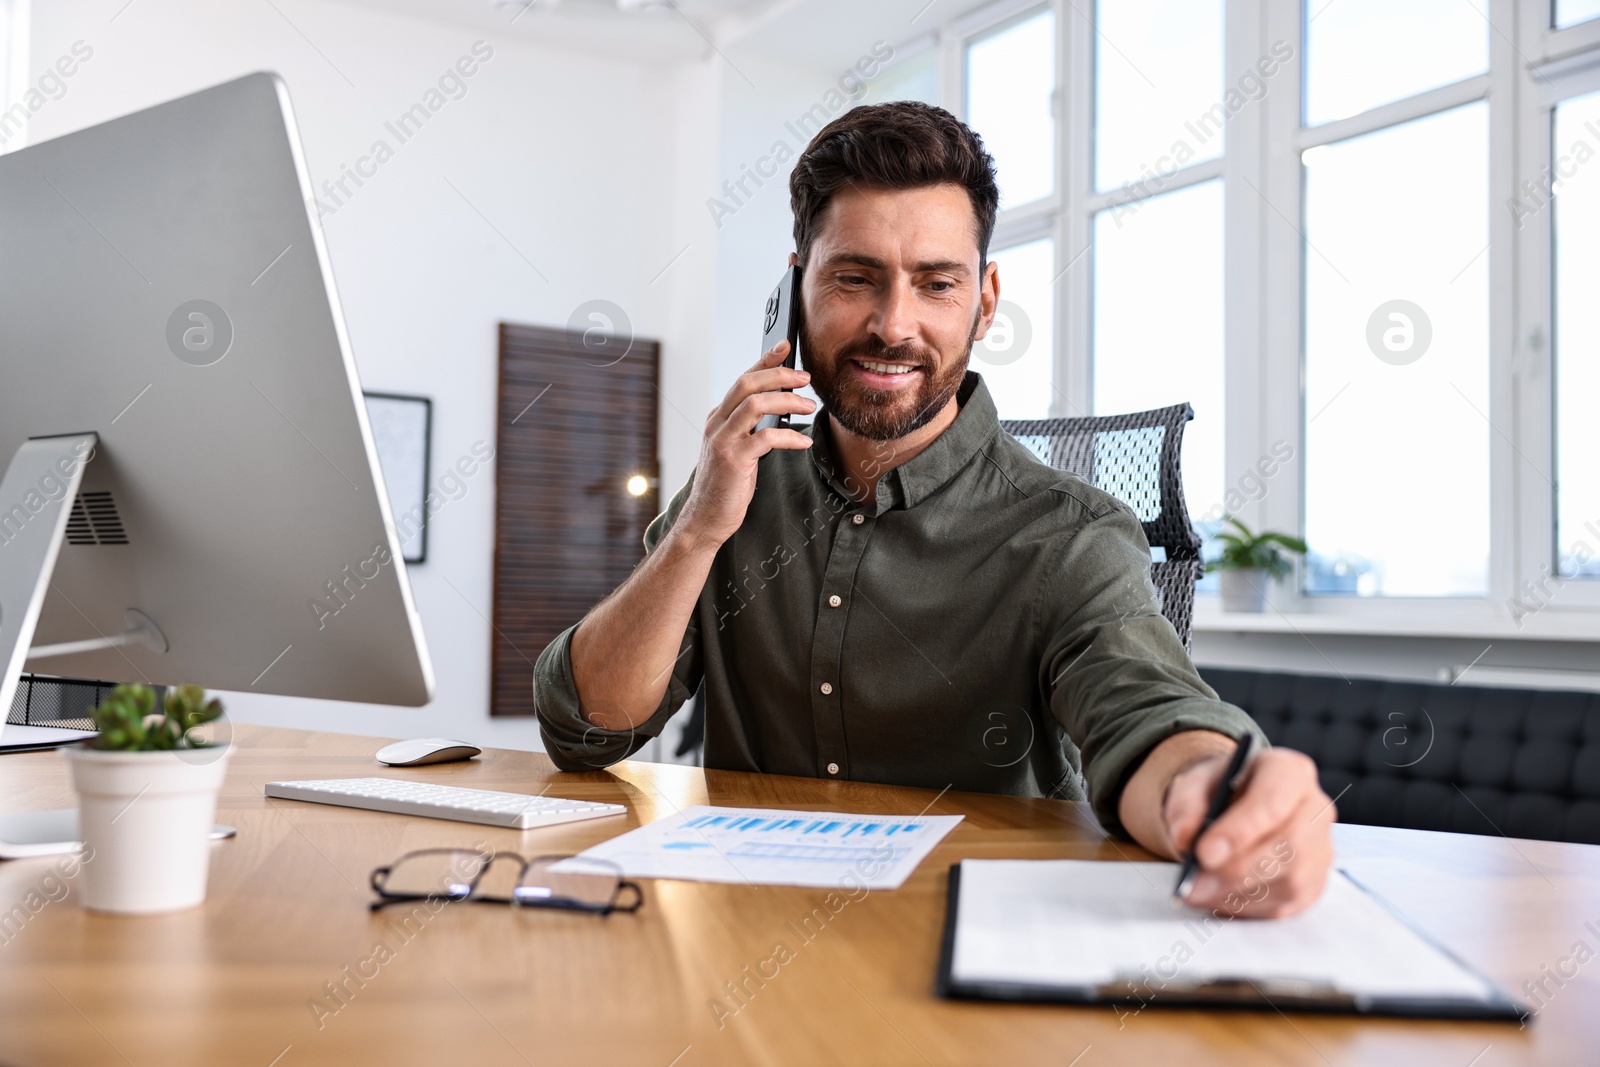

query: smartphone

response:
[754,265,802,433]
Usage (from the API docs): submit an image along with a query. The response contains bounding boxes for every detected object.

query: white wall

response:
[654,56,725,523]
[706,52,827,394]
[21,0,703,750]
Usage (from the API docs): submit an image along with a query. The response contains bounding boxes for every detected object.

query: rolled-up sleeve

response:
[533,475,704,771]
[1039,497,1266,837]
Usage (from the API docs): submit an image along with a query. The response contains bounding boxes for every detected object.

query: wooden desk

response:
[1,724,1594,1066]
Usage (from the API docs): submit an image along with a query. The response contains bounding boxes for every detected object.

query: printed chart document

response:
[572,806,962,889]
[939,859,1525,1019]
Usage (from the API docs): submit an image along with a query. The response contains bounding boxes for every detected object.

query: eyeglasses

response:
[368,848,643,916]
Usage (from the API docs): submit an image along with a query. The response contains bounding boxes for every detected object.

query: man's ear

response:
[970,259,1001,343]
[787,251,799,268]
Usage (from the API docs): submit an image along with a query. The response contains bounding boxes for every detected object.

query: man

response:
[535,101,1333,917]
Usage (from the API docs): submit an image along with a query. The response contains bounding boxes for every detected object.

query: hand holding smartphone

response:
[754,265,802,433]
[670,265,812,549]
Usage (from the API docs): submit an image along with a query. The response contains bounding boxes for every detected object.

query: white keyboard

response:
[263,778,626,830]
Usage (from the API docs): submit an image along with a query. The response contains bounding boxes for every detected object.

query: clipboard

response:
[935,860,1528,1021]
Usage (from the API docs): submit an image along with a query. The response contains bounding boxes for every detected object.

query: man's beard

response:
[800,315,977,442]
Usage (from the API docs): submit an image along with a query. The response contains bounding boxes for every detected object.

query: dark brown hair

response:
[789,101,999,270]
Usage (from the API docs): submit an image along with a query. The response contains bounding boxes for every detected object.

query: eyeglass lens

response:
[380,849,492,898]
[377,851,622,908]
[514,856,621,908]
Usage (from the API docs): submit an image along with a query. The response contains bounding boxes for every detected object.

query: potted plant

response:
[1208,516,1309,613]
[64,684,230,914]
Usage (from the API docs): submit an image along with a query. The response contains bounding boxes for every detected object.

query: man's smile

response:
[847,357,926,390]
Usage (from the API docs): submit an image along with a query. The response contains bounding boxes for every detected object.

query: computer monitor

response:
[0,72,434,751]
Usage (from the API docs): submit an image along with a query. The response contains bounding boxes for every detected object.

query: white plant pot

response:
[64,745,231,914]
[1218,568,1270,613]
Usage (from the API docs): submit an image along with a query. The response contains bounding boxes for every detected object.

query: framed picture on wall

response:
[363,391,432,564]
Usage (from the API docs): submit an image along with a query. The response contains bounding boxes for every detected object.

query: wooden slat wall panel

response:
[492,323,660,717]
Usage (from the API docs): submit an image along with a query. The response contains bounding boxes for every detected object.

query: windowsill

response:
[1192,599,1600,643]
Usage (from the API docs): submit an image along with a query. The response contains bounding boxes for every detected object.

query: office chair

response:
[1000,402,1203,650]
[675,402,1205,764]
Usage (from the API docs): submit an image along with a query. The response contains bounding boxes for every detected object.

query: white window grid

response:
[866,0,1600,622]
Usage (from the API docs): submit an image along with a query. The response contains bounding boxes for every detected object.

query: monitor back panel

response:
[0,73,432,706]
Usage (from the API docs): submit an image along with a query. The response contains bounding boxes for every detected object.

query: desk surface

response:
[0,724,1594,1067]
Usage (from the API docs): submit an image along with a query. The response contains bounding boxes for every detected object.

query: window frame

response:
[1280,2,1505,618]
[906,0,1600,629]
[1513,0,1600,610]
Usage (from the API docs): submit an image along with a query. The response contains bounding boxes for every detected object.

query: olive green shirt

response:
[533,371,1262,836]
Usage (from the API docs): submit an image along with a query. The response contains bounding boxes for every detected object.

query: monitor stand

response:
[0,433,100,726]
[0,434,231,858]
[0,433,170,734]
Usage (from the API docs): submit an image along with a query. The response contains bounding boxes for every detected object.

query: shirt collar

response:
[807,370,999,513]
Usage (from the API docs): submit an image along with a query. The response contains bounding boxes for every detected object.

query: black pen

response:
[1172,733,1256,902]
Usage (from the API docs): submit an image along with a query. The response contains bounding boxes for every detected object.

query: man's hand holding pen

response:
[1121,730,1337,919]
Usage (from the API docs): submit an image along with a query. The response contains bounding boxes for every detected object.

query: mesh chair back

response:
[1001,403,1202,649]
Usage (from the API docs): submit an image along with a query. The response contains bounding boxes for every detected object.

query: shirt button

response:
[828,594,842,608]
[819,682,833,695]
[827,763,840,775]
[852,513,865,525]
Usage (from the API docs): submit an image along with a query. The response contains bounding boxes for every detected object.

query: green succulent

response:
[89,683,225,752]
[1207,516,1309,580]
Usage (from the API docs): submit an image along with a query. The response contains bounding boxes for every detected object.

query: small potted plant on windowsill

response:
[63,684,231,914]
[1208,516,1309,613]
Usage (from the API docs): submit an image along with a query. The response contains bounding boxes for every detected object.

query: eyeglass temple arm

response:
[612,880,645,912]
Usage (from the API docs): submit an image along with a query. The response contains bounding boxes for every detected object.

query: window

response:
[962,3,1060,423]
[1557,0,1600,28]
[1089,0,1228,577]
[1297,3,1496,599]
[1302,104,1490,596]
[1093,180,1225,525]
[965,7,1055,209]
[962,0,1230,514]
[1304,0,1487,126]
[977,237,1056,419]
[1554,90,1600,577]
[897,0,1600,622]
[1095,0,1225,191]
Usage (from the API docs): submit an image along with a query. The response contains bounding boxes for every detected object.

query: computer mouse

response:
[375,738,483,766]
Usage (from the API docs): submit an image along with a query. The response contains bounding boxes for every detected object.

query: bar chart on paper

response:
[569,805,964,888]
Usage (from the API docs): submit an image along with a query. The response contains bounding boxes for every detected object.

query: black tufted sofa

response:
[1199,666,1600,845]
